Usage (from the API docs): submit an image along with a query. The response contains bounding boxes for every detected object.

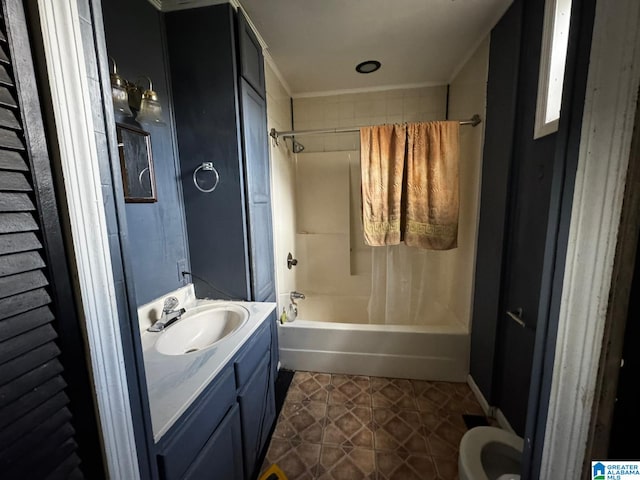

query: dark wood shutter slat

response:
[0,150,26,170]
[0,127,23,150]
[0,288,51,321]
[0,281,48,318]
[0,406,70,468]
[0,323,56,363]
[64,466,85,480]
[0,359,63,408]
[0,306,53,342]
[0,251,45,278]
[0,171,31,191]
[0,392,69,451]
[0,341,59,386]
[0,44,9,64]
[0,64,12,87]
[0,231,41,255]
[0,375,66,429]
[33,437,78,477]
[0,107,19,130]
[45,453,83,480]
[6,429,76,479]
[0,86,17,108]
[0,192,34,212]
[0,212,37,233]
[0,270,48,300]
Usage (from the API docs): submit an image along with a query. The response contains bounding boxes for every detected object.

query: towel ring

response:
[193,162,220,193]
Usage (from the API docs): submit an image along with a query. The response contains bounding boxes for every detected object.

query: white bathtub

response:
[277,319,469,381]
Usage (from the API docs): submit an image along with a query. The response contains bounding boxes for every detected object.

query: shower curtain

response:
[362,121,460,324]
[368,243,440,325]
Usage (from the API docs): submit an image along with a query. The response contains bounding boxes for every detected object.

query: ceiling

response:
[238,0,512,96]
[150,0,512,96]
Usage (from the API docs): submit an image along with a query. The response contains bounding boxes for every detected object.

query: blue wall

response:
[102,0,190,305]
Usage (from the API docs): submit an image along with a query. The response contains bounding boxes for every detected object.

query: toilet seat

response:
[459,426,524,480]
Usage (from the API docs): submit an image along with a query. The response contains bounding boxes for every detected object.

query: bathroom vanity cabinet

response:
[155,318,277,480]
[166,4,275,303]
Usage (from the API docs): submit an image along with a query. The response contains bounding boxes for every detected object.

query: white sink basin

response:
[154,304,249,355]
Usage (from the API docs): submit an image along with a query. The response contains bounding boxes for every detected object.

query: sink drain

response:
[184,348,199,354]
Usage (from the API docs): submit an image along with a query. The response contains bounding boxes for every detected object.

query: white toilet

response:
[458,426,524,480]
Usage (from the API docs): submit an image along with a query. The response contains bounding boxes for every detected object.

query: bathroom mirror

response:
[117,123,157,202]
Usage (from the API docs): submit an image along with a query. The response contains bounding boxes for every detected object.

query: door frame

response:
[31,1,139,478]
[537,0,640,478]
[28,1,640,479]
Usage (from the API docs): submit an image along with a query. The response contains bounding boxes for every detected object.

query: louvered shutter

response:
[0,5,84,480]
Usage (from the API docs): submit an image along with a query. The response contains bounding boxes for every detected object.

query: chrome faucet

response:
[290,291,305,304]
[147,296,186,332]
[283,291,305,323]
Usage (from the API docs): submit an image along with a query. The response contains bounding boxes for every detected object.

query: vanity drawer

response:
[234,320,271,389]
[157,366,236,480]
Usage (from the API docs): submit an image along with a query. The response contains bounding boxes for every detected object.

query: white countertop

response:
[140,299,276,442]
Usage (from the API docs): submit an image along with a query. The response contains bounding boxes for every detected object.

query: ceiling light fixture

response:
[355,60,381,74]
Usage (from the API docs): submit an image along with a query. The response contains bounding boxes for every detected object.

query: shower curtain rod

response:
[269,114,482,142]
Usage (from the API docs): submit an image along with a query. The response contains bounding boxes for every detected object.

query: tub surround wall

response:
[102,0,190,306]
[292,86,448,153]
[295,151,371,323]
[290,81,487,328]
[265,62,297,315]
[447,37,490,330]
[292,87,447,324]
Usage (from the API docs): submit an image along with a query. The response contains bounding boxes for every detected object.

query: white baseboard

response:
[466,374,517,434]
[495,408,516,434]
[466,374,492,417]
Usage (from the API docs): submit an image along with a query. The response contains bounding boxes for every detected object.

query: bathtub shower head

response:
[291,139,305,154]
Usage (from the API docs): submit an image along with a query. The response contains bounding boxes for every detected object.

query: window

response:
[534,0,572,139]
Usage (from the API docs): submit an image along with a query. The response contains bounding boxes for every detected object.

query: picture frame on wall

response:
[116,123,157,203]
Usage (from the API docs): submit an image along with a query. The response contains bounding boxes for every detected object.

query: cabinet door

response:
[237,353,276,479]
[182,404,244,480]
[237,10,265,96]
[269,312,279,382]
[240,80,276,302]
[157,367,236,480]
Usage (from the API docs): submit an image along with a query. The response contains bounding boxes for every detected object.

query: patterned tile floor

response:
[260,371,486,480]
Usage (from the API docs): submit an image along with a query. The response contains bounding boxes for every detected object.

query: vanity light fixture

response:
[109,57,165,126]
[109,58,133,117]
[355,60,381,74]
[131,77,166,126]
